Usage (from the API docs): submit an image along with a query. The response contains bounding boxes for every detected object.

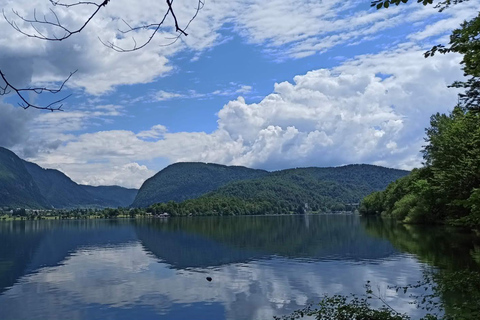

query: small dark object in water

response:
[206,277,212,282]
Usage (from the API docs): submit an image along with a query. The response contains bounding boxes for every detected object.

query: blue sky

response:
[0,0,478,187]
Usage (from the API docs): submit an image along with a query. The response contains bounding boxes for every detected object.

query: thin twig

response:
[3,1,110,42]
[2,0,205,110]
[100,0,205,52]
[0,69,77,111]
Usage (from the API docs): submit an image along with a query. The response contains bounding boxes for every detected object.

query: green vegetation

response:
[0,207,149,221]
[24,160,138,208]
[319,7,480,315]
[1,148,406,212]
[24,160,104,208]
[360,0,480,228]
[132,162,269,207]
[359,0,480,227]
[0,147,48,208]
[275,270,480,320]
[360,106,480,228]
[361,0,480,224]
[142,164,408,215]
[217,164,408,208]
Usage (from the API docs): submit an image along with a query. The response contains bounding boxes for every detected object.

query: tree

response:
[0,0,204,111]
[357,0,480,227]
[371,0,468,11]
[439,14,480,111]
[372,0,479,111]
[423,106,480,219]
[360,105,480,227]
[359,191,384,216]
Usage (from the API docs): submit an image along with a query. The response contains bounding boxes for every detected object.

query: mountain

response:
[135,162,409,212]
[274,164,409,192]
[23,161,100,208]
[0,145,408,210]
[0,147,137,209]
[208,164,409,210]
[145,164,410,215]
[23,161,138,208]
[131,162,269,207]
[0,147,48,208]
[81,185,137,208]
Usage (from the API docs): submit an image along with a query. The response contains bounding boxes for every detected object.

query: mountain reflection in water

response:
[0,215,478,320]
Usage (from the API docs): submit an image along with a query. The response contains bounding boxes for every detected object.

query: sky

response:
[0,0,478,188]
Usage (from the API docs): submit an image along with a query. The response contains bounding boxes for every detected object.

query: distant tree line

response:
[0,207,149,220]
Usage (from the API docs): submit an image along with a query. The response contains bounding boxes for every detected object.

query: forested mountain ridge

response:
[145,164,409,215]
[0,145,407,211]
[212,164,408,208]
[131,162,269,207]
[0,147,48,208]
[0,147,137,209]
[272,164,408,191]
[23,160,101,208]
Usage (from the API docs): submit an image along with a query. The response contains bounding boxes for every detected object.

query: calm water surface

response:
[0,215,479,320]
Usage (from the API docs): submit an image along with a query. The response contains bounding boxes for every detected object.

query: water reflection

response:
[362,217,480,270]
[135,215,399,268]
[0,216,478,320]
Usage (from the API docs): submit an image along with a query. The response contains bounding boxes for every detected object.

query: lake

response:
[0,215,479,320]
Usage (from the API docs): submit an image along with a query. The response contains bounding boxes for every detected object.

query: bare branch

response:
[3,1,110,42]
[2,0,205,111]
[99,8,170,52]
[167,0,188,36]
[0,69,77,111]
[100,0,205,52]
[164,0,205,46]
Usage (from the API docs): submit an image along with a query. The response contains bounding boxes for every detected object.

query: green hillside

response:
[147,164,409,215]
[24,161,139,208]
[212,165,408,211]
[0,147,48,208]
[211,174,356,211]
[0,145,408,211]
[275,164,409,192]
[23,161,100,208]
[0,147,137,209]
[131,162,269,207]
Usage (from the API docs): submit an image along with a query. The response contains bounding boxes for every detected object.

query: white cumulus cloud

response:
[25,43,463,187]
[1,0,476,188]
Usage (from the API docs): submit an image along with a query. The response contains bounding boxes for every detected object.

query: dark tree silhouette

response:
[0,0,205,111]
